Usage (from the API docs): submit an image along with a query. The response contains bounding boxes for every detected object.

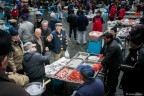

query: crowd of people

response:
[0,0,144,96]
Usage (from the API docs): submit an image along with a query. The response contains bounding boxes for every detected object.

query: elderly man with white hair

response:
[29,28,46,54]
[48,12,61,31]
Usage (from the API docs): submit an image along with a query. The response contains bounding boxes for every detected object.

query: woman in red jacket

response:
[92,10,104,32]
[118,6,125,20]
[108,4,116,21]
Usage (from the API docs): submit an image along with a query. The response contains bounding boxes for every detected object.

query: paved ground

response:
[30,10,124,96]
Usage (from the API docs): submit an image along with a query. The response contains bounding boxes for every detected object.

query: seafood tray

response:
[73,52,90,60]
[54,67,74,80]
[67,69,84,83]
[66,58,83,68]
[45,62,64,77]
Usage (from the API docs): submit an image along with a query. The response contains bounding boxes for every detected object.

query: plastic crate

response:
[87,40,102,54]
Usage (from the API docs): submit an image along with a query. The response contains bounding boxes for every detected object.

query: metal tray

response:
[66,58,83,69]
[81,60,99,67]
[73,52,90,60]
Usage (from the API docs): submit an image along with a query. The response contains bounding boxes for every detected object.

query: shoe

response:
[77,42,80,45]
[83,43,87,45]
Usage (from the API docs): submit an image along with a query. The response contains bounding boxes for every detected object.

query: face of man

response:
[35,29,42,38]
[11,35,20,42]
[103,37,110,44]
[55,26,62,33]
[37,18,42,22]
[42,23,48,30]
[109,30,116,37]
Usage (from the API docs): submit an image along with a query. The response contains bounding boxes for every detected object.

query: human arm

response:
[120,49,144,72]
[101,46,115,66]
[8,52,17,73]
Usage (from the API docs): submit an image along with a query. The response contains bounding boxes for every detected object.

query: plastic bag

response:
[65,50,70,59]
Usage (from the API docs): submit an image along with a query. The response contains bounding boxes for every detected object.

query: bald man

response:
[29,28,47,54]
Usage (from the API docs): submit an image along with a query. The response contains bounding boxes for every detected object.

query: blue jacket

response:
[74,78,104,96]
[52,30,67,54]
[76,14,89,31]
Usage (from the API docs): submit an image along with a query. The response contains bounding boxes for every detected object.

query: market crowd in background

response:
[0,0,144,96]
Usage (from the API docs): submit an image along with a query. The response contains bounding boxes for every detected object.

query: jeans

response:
[69,26,77,40]
[77,31,86,44]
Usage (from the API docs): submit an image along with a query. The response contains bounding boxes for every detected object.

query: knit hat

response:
[23,42,36,51]
[9,27,18,36]
[130,34,143,45]
[77,65,94,80]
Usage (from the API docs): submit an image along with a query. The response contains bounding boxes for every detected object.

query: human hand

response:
[45,47,49,51]
[12,67,17,74]
[47,35,52,42]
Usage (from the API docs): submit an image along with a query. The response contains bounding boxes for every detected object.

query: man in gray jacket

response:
[23,42,50,82]
[18,16,34,44]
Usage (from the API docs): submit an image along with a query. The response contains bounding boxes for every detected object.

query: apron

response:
[92,18,102,32]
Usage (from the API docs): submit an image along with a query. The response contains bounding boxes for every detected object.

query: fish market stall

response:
[45,52,103,84]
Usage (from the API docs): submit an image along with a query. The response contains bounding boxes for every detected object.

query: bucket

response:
[24,82,46,96]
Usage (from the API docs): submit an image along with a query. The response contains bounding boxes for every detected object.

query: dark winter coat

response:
[120,44,144,92]
[76,14,89,31]
[22,52,50,82]
[67,13,77,27]
[29,35,45,54]
[48,18,60,31]
[101,40,123,69]
[74,79,104,96]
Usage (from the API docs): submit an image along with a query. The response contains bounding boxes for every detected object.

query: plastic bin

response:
[87,40,102,54]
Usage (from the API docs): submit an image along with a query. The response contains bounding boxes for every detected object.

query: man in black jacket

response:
[76,10,88,45]
[120,34,144,96]
[0,30,30,96]
[23,42,50,82]
[67,9,77,40]
[101,33,123,96]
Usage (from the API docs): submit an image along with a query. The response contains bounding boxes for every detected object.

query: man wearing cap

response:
[120,34,144,95]
[34,14,43,30]
[47,23,68,61]
[0,29,30,96]
[72,65,104,96]
[8,27,24,74]
[22,42,50,82]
